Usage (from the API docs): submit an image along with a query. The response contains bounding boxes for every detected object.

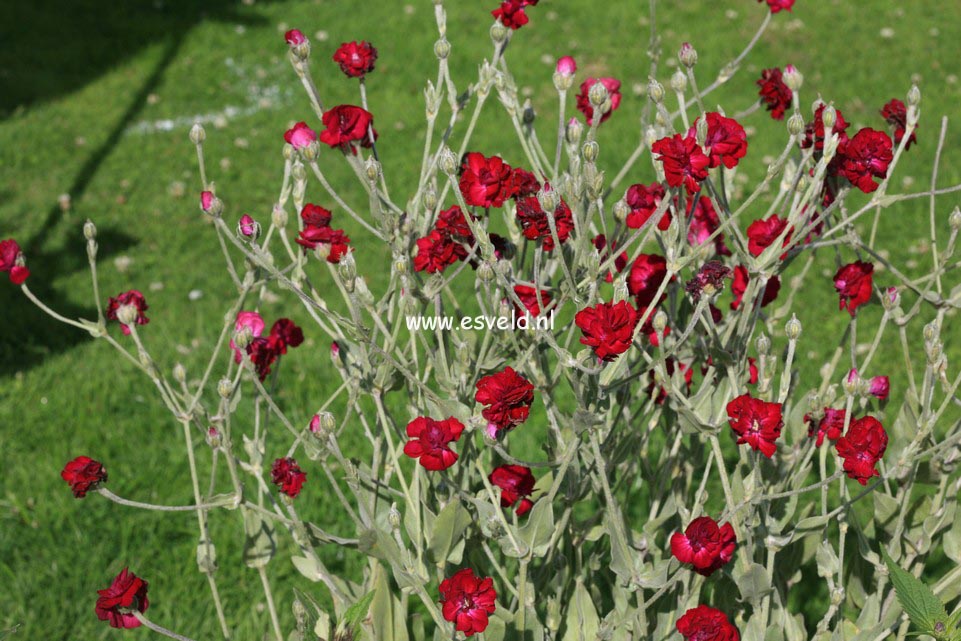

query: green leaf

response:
[518,499,554,557]
[337,590,375,638]
[242,509,275,568]
[562,581,600,641]
[428,498,472,565]
[815,541,840,579]
[0,624,21,640]
[291,555,324,582]
[735,563,772,605]
[881,547,949,636]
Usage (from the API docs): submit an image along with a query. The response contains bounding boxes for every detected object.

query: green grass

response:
[2,1,961,639]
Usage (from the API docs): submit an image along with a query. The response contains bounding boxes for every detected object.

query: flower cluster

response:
[296,203,352,263]
[231,311,304,381]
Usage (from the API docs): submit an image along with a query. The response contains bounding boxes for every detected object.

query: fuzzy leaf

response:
[428,498,471,565]
[291,555,323,582]
[736,563,772,605]
[881,547,948,636]
[242,509,275,568]
[816,541,840,578]
[562,581,600,641]
[518,498,554,557]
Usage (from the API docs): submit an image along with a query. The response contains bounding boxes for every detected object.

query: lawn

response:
[2,1,960,639]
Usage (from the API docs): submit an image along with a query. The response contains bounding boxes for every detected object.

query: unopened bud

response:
[173,363,186,383]
[423,185,438,211]
[438,147,458,175]
[787,112,805,136]
[522,99,535,125]
[588,81,609,107]
[678,42,698,68]
[926,340,943,364]
[365,158,381,182]
[565,117,583,144]
[339,252,357,282]
[189,123,206,145]
[647,77,665,103]
[217,378,233,399]
[388,503,402,529]
[613,199,630,223]
[652,309,668,334]
[282,143,295,161]
[233,326,253,350]
[301,140,320,162]
[670,70,687,94]
[200,191,223,217]
[318,411,336,433]
[582,141,599,163]
[271,205,288,228]
[907,84,921,107]
[844,368,862,396]
[821,105,837,131]
[434,38,450,59]
[881,286,900,311]
[553,56,576,91]
[924,320,940,341]
[138,349,152,370]
[783,64,803,92]
[83,220,97,241]
[756,333,771,355]
[949,207,961,231]
[393,255,409,275]
[476,261,495,283]
[695,116,709,148]
[490,21,508,43]
[238,214,260,240]
[117,304,140,327]
[785,314,802,340]
[206,427,221,448]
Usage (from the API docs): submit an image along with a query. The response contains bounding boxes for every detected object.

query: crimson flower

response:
[688,196,730,256]
[492,0,537,30]
[489,465,536,516]
[436,205,477,241]
[300,203,333,227]
[268,318,304,355]
[0,239,29,285]
[513,284,552,317]
[271,457,306,498]
[575,300,639,362]
[515,192,574,251]
[726,393,783,458]
[881,98,917,150]
[592,234,628,283]
[834,261,874,317]
[759,0,794,13]
[475,367,534,439]
[106,290,149,335]
[803,104,850,153]
[652,134,710,195]
[414,230,468,273]
[297,226,352,263]
[835,416,888,485]
[333,41,378,78]
[319,105,377,152]
[627,254,669,309]
[284,29,307,46]
[403,416,465,471]
[96,568,149,629]
[805,408,847,447]
[686,261,732,302]
[61,456,108,498]
[439,568,497,637]
[730,266,780,310]
[576,77,622,125]
[625,183,671,230]
[507,167,541,199]
[692,112,748,169]
[670,516,737,576]
[836,128,893,193]
[757,68,792,121]
[284,121,317,149]
[746,214,792,259]
[676,605,740,641]
[459,152,513,208]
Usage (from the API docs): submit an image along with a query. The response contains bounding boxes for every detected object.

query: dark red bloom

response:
[836,128,893,193]
[95,568,149,629]
[835,416,888,485]
[61,456,108,498]
[0,239,29,285]
[652,134,710,195]
[625,183,671,230]
[670,516,737,576]
[730,266,780,310]
[271,457,307,498]
[757,68,792,121]
[248,337,279,381]
[268,318,304,355]
[834,261,874,317]
[628,254,669,308]
[515,192,574,251]
[747,357,759,385]
[284,29,307,46]
[300,203,332,227]
[692,112,748,169]
[332,41,378,78]
[436,205,477,242]
[647,357,693,404]
[726,393,783,458]
[507,167,541,199]
[687,196,730,256]
[676,605,740,641]
[575,300,639,362]
[576,77,622,125]
[492,0,535,30]
[106,290,149,336]
[686,261,732,302]
[319,105,377,152]
[403,416,465,471]
[489,465,536,516]
[759,0,794,13]
[592,234,628,283]
[439,568,497,637]
[297,225,352,263]
[284,121,317,149]
[414,230,468,273]
[803,105,850,153]
[746,214,792,259]
[475,367,534,439]
[881,98,917,150]
[805,408,847,447]
[513,285,552,317]
[459,152,513,208]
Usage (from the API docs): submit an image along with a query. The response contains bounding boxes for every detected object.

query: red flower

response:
[106,290,149,336]
[300,203,333,227]
[652,134,710,195]
[730,266,780,310]
[403,416,465,471]
[268,318,304,355]
[692,112,748,169]
[284,29,307,46]
[745,214,792,258]
[881,98,917,150]
[759,0,794,13]
[747,357,759,385]
[686,261,732,302]
[319,105,377,152]
[0,239,29,285]
[248,337,278,381]
[757,68,792,121]
[332,41,378,78]
[575,300,639,362]
[475,367,534,439]
[688,196,730,256]
[670,516,737,576]
[61,456,108,498]
[647,358,693,404]
[414,230,468,273]
[836,128,893,193]
[297,226,352,263]
[439,568,497,637]
[515,192,574,251]
[625,183,671,230]
[513,285,552,317]
[436,205,477,241]
[869,376,890,400]
[676,605,740,641]
[726,393,783,458]
[284,121,317,149]
[835,416,888,485]
[271,457,307,498]
[834,261,873,317]
[592,234,628,283]
[492,0,535,30]
[459,152,513,208]
[507,167,542,199]
[805,408,846,447]
[489,465,536,516]
[95,568,149,629]
[803,105,849,153]
[576,77,622,125]
[627,254,669,309]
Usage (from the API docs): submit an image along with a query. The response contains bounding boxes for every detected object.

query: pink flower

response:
[284,121,318,149]
[869,376,890,400]
[0,238,29,285]
[230,311,266,362]
[285,29,307,46]
[555,55,576,76]
[238,214,258,238]
[759,0,794,13]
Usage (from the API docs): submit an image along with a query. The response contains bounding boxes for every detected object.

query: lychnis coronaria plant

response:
[8,1,961,640]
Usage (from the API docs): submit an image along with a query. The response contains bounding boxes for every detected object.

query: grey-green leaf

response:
[243,509,275,568]
[428,498,472,565]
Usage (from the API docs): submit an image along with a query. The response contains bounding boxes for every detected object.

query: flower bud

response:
[537,186,560,213]
[783,65,803,92]
[695,116,709,148]
[652,309,668,334]
[785,314,802,340]
[233,325,253,350]
[588,81,609,107]
[881,286,900,311]
[200,191,223,217]
[282,143,295,161]
[644,125,658,149]
[285,29,311,61]
[926,340,943,365]
[423,184,438,212]
[189,123,206,145]
[173,363,187,383]
[756,333,771,355]
[365,158,382,182]
[339,252,357,282]
[678,42,698,68]
[581,141,599,163]
[393,254,409,275]
[613,198,630,223]
[923,320,940,342]
[388,503,402,530]
[206,427,221,448]
[647,77,665,104]
[522,99,535,125]
[138,349,152,370]
[434,38,450,60]
[670,70,687,94]
[83,219,97,241]
[553,56,576,92]
[318,411,336,433]
[821,105,837,131]
[438,147,458,175]
[217,378,233,399]
[949,207,961,231]
[271,205,288,228]
[907,84,921,107]
[490,21,508,43]
[565,117,583,144]
[238,214,260,241]
[476,261,495,283]
[787,112,805,136]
